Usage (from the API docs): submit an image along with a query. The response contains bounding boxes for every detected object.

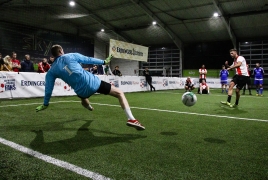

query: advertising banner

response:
[109,39,148,62]
[0,72,227,99]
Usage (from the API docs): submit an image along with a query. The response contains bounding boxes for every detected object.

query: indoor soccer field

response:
[0,89,267,180]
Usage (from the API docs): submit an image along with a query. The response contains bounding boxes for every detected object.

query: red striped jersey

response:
[199,68,207,79]
[231,56,249,76]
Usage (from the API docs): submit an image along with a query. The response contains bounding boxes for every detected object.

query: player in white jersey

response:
[221,49,249,108]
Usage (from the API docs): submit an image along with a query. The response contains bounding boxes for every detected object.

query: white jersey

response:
[231,56,249,76]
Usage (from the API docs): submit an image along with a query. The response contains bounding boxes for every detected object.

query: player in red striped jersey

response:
[199,64,207,83]
[221,49,249,108]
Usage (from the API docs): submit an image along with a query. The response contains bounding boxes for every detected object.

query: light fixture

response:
[101,29,104,32]
[69,1,75,6]
[245,42,248,44]
[152,21,157,25]
[213,12,219,17]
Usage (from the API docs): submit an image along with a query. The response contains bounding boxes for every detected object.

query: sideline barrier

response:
[0,72,225,99]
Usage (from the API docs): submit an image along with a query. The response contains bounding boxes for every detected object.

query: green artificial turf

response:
[0,89,267,179]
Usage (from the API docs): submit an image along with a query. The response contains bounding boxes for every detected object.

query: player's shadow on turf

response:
[214,103,247,115]
[30,120,146,154]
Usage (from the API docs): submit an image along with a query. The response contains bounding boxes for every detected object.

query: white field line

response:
[0,137,111,180]
[1,101,268,122]
[154,91,268,98]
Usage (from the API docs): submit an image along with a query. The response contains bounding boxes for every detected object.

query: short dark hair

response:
[222,65,225,67]
[51,45,62,57]
[115,66,119,68]
[229,49,237,52]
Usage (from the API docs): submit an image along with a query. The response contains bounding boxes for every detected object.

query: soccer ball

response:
[182,92,197,106]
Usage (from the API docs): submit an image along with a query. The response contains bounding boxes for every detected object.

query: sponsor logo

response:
[121,81,132,85]
[163,79,168,87]
[188,71,195,75]
[0,79,16,92]
[109,79,119,87]
[140,79,147,88]
[54,81,62,86]
[169,81,176,84]
[21,80,45,86]
[64,83,72,91]
[114,47,144,57]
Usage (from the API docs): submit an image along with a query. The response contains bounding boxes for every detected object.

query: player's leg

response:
[259,80,264,96]
[230,76,246,107]
[109,85,145,130]
[199,85,202,94]
[221,76,237,105]
[147,78,155,91]
[247,78,252,95]
[221,83,224,93]
[242,84,246,95]
[254,80,259,95]
[80,98,94,111]
[185,86,188,92]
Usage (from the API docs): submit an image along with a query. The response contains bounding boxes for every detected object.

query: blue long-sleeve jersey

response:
[44,53,105,105]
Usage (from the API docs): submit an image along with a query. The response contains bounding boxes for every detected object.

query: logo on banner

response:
[21,80,45,86]
[109,79,119,87]
[163,79,168,87]
[64,83,72,91]
[0,79,16,93]
[121,81,132,85]
[112,46,116,52]
[140,78,147,88]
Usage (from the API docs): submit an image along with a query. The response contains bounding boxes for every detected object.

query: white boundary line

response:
[154,91,268,98]
[0,137,111,180]
[1,101,268,122]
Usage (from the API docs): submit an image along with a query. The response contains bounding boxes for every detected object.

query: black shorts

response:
[96,80,111,95]
[78,81,111,99]
[199,78,206,83]
[231,75,249,90]
[185,84,194,89]
[202,89,208,94]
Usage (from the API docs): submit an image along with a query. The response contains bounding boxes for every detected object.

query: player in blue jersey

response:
[219,65,229,93]
[35,45,145,130]
[252,63,265,96]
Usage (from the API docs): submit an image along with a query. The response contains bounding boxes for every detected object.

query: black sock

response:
[227,95,232,103]
[235,99,239,105]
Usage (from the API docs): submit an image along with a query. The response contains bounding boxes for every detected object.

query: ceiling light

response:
[101,29,104,32]
[213,12,219,17]
[245,42,248,44]
[69,1,75,6]
[152,21,157,25]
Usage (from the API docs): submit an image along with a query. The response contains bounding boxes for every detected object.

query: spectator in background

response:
[199,64,207,83]
[0,53,4,70]
[198,64,207,93]
[242,64,252,95]
[112,66,122,76]
[38,58,50,73]
[1,55,13,71]
[90,65,98,74]
[21,54,34,72]
[219,65,229,93]
[11,52,21,72]
[185,77,195,92]
[48,56,54,65]
[198,79,210,95]
[252,63,265,96]
[143,67,155,91]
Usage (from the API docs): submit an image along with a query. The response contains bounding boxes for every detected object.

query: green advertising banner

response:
[183,69,234,78]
